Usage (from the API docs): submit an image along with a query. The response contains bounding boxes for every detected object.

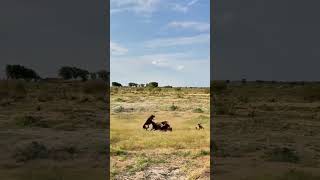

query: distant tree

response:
[139,84,145,87]
[97,70,109,81]
[72,67,88,81]
[90,73,97,80]
[58,66,89,81]
[6,64,40,80]
[225,80,230,84]
[78,69,89,81]
[241,78,247,84]
[112,82,122,87]
[128,82,138,87]
[146,82,158,88]
[58,66,73,80]
[163,85,172,88]
[72,67,86,80]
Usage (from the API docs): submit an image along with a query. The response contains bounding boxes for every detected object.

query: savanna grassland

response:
[110,87,210,179]
[0,79,108,180]
[213,81,320,180]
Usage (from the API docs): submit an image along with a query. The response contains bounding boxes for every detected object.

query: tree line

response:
[58,66,108,81]
[5,64,109,82]
[112,81,160,88]
[6,65,40,80]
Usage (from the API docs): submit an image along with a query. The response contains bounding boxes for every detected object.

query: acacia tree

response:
[128,82,138,87]
[112,82,122,87]
[58,66,89,81]
[58,66,73,80]
[146,82,158,88]
[90,73,97,80]
[6,64,40,80]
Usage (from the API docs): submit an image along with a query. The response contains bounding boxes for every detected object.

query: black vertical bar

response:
[104,0,110,179]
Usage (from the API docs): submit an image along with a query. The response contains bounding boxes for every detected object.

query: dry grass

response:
[110,87,210,179]
[213,82,320,180]
[0,80,107,180]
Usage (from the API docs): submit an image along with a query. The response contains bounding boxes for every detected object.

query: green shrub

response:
[146,82,158,88]
[193,108,204,113]
[112,82,122,87]
[114,98,125,102]
[168,104,178,111]
[111,148,128,156]
[113,106,125,113]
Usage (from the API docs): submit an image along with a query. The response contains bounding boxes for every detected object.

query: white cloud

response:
[151,59,170,67]
[168,21,210,32]
[177,65,185,71]
[111,0,160,15]
[188,0,200,6]
[110,41,128,55]
[171,0,200,13]
[110,52,209,87]
[144,33,210,48]
[172,4,188,13]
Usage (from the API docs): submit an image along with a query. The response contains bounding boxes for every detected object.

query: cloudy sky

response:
[110,0,210,87]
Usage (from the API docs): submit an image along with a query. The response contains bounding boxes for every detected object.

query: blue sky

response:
[110,0,210,87]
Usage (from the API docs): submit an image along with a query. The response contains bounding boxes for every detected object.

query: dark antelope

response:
[142,115,172,132]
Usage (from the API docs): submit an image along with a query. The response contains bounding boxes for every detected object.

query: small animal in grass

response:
[196,123,204,130]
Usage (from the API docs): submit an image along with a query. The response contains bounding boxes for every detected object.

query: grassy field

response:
[213,82,320,180]
[110,87,210,179]
[0,79,108,180]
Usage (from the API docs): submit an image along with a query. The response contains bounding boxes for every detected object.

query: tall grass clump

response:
[168,103,178,111]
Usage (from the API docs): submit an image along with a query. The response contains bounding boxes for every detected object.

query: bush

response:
[168,103,178,111]
[111,148,128,156]
[113,106,125,113]
[241,78,247,84]
[128,82,138,87]
[115,98,125,102]
[58,66,89,81]
[193,108,204,113]
[146,82,158,88]
[6,64,40,80]
[112,82,122,87]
